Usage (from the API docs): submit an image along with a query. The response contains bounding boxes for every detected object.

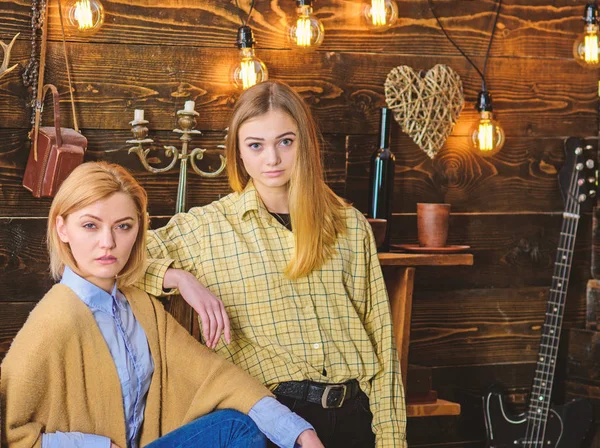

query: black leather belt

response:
[274,379,361,409]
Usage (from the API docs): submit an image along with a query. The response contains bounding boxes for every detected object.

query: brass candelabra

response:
[127,101,227,214]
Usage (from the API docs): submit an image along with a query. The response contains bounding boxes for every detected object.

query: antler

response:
[0,33,20,80]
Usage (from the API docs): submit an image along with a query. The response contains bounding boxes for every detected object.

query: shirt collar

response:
[237,180,269,221]
[60,266,119,315]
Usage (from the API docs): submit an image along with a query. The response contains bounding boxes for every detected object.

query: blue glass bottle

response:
[368,107,395,251]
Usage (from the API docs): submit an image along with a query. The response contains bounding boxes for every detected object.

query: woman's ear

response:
[56,216,70,243]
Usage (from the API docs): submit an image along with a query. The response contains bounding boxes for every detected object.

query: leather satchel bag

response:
[22,84,87,197]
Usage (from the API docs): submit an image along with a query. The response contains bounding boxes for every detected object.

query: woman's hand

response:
[295,429,324,447]
[164,268,231,348]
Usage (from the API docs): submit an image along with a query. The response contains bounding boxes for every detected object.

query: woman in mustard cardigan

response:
[0,162,322,448]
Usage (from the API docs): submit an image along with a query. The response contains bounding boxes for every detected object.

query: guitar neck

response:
[528,207,580,423]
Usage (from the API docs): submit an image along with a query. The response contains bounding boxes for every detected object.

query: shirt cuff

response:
[143,258,176,297]
[248,397,314,448]
[42,432,112,448]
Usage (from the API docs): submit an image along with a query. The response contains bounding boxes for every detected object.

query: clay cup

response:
[417,203,451,247]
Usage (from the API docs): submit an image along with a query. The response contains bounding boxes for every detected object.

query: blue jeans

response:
[146,409,266,448]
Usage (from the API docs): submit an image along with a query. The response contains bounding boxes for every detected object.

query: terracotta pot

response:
[367,218,387,249]
[417,203,450,247]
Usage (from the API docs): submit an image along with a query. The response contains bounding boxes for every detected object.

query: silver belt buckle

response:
[321,384,347,409]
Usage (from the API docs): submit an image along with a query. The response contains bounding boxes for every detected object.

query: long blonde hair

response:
[47,162,148,288]
[226,80,347,279]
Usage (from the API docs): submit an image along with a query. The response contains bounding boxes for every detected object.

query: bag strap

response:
[41,84,63,148]
[56,0,79,134]
[31,0,80,160]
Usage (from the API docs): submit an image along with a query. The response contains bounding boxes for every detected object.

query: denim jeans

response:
[146,409,267,448]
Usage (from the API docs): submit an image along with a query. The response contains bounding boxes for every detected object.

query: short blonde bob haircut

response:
[47,162,148,288]
[226,80,347,279]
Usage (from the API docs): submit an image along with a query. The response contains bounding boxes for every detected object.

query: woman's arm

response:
[164,268,230,348]
[140,210,230,347]
[247,397,323,448]
[42,432,112,448]
[156,298,324,447]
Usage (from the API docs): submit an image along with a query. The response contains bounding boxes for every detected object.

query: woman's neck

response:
[85,275,116,294]
[255,184,290,213]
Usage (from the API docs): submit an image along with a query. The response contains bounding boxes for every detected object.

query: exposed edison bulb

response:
[363,0,398,31]
[288,1,324,50]
[471,91,504,157]
[472,111,505,156]
[233,47,268,90]
[573,2,600,68]
[64,0,104,36]
[574,23,600,68]
[232,26,268,90]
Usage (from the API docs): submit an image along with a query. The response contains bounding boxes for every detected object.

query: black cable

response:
[247,0,256,24]
[482,0,503,90]
[234,0,256,26]
[427,0,503,92]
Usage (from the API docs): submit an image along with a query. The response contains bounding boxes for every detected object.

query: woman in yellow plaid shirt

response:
[140,81,407,448]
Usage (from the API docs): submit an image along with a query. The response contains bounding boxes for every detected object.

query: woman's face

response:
[56,192,139,292]
[238,109,298,195]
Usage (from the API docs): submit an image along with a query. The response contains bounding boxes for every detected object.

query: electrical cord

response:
[235,0,256,26]
[427,0,503,91]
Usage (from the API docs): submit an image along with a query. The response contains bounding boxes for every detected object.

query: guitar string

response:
[526,162,576,445]
[523,160,575,444]
[526,159,580,446]
[536,164,580,445]
[529,163,578,446]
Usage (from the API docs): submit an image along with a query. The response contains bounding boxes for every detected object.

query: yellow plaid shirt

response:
[141,183,407,447]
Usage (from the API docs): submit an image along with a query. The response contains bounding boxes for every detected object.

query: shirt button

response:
[313,343,320,349]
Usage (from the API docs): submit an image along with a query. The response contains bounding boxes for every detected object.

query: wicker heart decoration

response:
[384,64,464,159]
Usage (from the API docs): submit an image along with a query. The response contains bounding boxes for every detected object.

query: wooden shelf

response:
[378,252,473,266]
[407,399,461,418]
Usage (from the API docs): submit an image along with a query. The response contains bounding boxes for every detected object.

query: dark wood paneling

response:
[0,0,587,58]
[0,218,53,302]
[0,129,346,217]
[2,40,597,136]
[347,134,569,213]
[1,130,588,217]
[1,212,591,303]
[409,286,584,366]
[391,213,592,292]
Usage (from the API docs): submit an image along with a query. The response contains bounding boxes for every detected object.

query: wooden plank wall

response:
[1,0,598,446]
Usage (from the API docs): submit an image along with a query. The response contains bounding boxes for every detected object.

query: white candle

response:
[184,100,195,112]
[134,109,144,121]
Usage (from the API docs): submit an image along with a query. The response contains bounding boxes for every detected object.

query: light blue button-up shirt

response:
[42,267,312,448]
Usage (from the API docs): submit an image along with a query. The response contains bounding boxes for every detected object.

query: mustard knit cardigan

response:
[0,284,272,448]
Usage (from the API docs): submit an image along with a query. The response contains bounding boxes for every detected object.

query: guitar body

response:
[483,389,593,448]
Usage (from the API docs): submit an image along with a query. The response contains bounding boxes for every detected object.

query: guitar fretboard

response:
[526,210,579,431]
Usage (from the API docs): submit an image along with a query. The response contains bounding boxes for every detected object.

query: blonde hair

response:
[47,162,148,288]
[226,80,347,279]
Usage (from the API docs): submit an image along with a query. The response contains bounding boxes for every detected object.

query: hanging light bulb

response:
[573,2,600,68]
[363,0,398,31]
[232,26,268,90]
[471,91,505,157]
[288,0,325,50]
[64,0,104,36]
